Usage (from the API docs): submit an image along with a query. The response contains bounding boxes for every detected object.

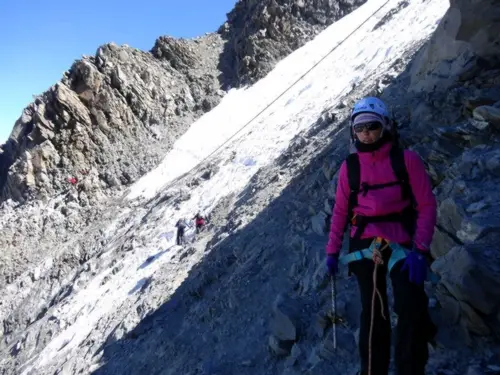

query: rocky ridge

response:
[0,34,225,290]
[219,0,367,87]
[0,0,369,207]
[0,34,224,205]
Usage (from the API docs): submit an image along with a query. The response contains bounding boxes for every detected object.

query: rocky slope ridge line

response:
[0,0,368,206]
[0,36,224,205]
[219,0,367,87]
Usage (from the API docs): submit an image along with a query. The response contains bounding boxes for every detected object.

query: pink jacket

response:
[326,142,437,255]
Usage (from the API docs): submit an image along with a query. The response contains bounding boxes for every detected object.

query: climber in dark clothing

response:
[175,219,187,246]
[193,213,205,234]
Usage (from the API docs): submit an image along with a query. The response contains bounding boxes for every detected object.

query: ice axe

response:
[331,275,337,350]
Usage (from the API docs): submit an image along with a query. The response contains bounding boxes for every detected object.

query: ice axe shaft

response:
[331,275,337,350]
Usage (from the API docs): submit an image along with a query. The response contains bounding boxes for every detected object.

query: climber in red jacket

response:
[325,97,438,375]
[193,213,205,234]
[67,176,78,185]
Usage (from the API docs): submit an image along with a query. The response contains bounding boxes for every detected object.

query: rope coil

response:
[368,240,389,375]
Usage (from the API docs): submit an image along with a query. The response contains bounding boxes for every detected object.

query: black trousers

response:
[349,238,437,375]
[176,227,185,245]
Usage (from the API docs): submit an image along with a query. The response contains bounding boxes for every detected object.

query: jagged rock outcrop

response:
[430,145,500,340]
[0,0,372,290]
[0,35,224,204]
[0,1,370,207]
[382,45,500,356]
[219,0,367,87]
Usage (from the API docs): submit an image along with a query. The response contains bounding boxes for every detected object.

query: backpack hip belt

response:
[339,238,440,282]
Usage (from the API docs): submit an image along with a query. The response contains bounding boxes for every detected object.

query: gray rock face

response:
[432,242,500,323]
[426,145,500,339]
[219,0,367,88]
[379,0,500,347]
[473,105,500,129]
[409,0,500,92]
[269,294,301,356]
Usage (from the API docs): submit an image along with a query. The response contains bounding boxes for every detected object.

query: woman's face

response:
[354,122,383,144]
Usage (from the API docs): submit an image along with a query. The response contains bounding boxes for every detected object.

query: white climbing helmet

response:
[351,97,389,122]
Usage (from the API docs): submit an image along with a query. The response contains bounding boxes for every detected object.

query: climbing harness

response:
[338,238,410,273]
[339,238,439,281]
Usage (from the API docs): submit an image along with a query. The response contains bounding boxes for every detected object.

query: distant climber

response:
[175,219,187,246]
[67,176,78,185]
[325,97,438,375]
[193,213,205,234]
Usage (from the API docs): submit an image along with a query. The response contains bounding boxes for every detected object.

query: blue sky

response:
[0,0,237,143]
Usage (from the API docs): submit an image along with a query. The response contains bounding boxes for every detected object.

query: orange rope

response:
[368,241,389,375]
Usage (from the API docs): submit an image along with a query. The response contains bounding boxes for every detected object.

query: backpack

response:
[345,144,417,242]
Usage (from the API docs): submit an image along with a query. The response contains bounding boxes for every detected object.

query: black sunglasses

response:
[353,121,382,133]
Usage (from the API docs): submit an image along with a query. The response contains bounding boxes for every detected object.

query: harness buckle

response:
[350,213,358,225]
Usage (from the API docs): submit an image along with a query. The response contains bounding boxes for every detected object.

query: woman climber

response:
[325,97,438,375]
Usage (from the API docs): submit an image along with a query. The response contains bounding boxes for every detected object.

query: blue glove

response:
[326,254,339,277]
[401,250,427,285]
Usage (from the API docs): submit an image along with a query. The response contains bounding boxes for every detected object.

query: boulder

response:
[311,211,328,235]
[430,226,458,258]
[473,105,500,129]
[432,238,500,337]
[269,294,302,356]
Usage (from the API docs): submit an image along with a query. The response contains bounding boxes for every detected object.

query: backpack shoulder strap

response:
[389,145,413,203]
[346,153,360,219]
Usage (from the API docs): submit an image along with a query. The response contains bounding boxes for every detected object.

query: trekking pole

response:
[331,275,337,350]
